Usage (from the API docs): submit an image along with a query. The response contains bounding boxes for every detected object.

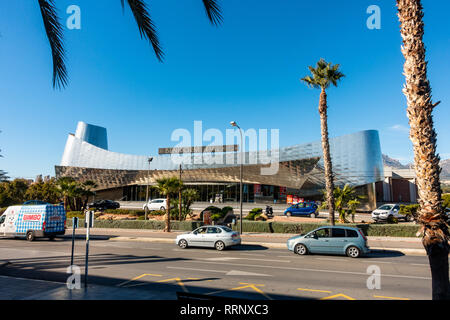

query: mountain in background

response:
[383,154,450,180]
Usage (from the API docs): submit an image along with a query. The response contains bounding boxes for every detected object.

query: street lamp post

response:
[145,157,153,220]
[230,121,243,235]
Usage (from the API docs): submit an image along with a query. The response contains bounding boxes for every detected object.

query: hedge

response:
[66,218,421,237]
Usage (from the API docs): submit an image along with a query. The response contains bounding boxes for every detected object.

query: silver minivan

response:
[287,226,370,258]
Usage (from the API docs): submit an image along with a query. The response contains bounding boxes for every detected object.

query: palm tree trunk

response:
[164,195,171,232]
[319,88,335,226]
[398,0,449,299]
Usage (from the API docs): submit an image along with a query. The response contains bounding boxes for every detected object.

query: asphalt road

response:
[0,237,434,300]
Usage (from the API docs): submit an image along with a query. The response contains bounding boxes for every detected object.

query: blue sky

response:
[1,0,449,179]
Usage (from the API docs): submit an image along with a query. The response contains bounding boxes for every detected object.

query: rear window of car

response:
[346,229,358,238]
[332,228,346,237]
[220,226,233,232]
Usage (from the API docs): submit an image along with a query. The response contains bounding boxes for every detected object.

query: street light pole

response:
[145,157,153,220]
[230,121,243,235]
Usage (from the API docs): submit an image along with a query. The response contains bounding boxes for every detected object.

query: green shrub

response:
[199,206,222,220]
[443,194,450,208]
[245,208,263,221]
[104,209,145,216]
[66,211,84,218]
[399,204,420,217]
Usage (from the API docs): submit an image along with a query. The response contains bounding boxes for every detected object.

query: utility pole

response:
[179,164,183,221]
[230,121,244,235]
[145,157,153,220]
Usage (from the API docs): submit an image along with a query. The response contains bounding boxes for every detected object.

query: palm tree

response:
[301,59,345,226]
[56,177,77,211]
[397,0,449,300]
[37,0,223,89]
[154,177,183,232]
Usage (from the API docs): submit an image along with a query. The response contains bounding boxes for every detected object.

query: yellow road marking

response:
[157,277,191,292]
[207,282,273,300]
[320,293,356,300]
[373,295,410,300]
[297,288,332,294]
[117,273,162,287]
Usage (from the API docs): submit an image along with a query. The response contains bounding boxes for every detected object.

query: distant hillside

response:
[383,154,450,180]
[382,154,410,169]
[441,159,450,179]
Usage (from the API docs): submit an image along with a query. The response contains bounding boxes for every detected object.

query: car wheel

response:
[48,235,56,241]
[178,239,188,249]
[405,215,413,222]
[346,246,361,258]
[286,212,291,217]
[309,213,315,218]
[160,206,165,211]
[26,231,35,242]
[215,241,225,251]
[294,243,308,255]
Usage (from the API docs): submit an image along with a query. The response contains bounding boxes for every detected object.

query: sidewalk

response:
[0,275,176,300]
[69,227,427,255]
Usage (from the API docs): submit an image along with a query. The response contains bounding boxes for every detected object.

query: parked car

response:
[175,225,241,251]
[143,198,167,211]
[87,199,120,211]
[284,201,318,218]
[371,204,412,222]
[287,226,369,258]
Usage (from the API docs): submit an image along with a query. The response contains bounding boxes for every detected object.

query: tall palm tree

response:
[37,0,223,89]
[301,59,345,226]
[155,177,183,232]
[397,0,449,300]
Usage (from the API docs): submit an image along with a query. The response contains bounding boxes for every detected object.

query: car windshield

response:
[378,205,393,210]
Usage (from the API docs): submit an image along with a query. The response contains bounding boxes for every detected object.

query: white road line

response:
[167,266,226,273]
[410,263,428,266]
[239,253,267,257]
[186,260,431,280]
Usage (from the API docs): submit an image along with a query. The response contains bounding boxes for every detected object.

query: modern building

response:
[56,122,385,210]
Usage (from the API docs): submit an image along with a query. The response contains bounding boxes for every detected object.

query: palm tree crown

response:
[301,58,345,90]
[37,0,223,89]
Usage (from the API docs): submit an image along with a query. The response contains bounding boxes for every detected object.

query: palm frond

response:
[202,0,223,26]
[38,0,67,89]
[125,0,164,62]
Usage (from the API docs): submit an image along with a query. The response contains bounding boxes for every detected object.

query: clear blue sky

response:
[1,0,449,179]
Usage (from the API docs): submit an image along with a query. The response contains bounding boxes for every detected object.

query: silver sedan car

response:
[175,225,241,251]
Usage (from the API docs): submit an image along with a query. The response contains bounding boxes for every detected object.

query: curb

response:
[108,237,427,255]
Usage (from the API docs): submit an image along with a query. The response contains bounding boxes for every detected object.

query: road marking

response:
[320,293,355,300]
[205,257,241,261]
[157,277,193,292]
[410,263,428,266]
[117,273,162,287]
[167,266,226,273]
[185,260,431,280]
[226,270,271,277]
[239,253,266,257]
[373,295,410,300]
[205,257,290,263]
[207,282,273,300]
[297,288,332,294]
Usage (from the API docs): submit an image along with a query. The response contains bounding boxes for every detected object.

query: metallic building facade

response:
[56,122,384,206]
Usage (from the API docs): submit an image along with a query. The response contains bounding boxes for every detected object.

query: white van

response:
[0,204,66,241]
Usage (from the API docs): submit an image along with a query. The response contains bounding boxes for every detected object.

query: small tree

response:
[154,177,183,232]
